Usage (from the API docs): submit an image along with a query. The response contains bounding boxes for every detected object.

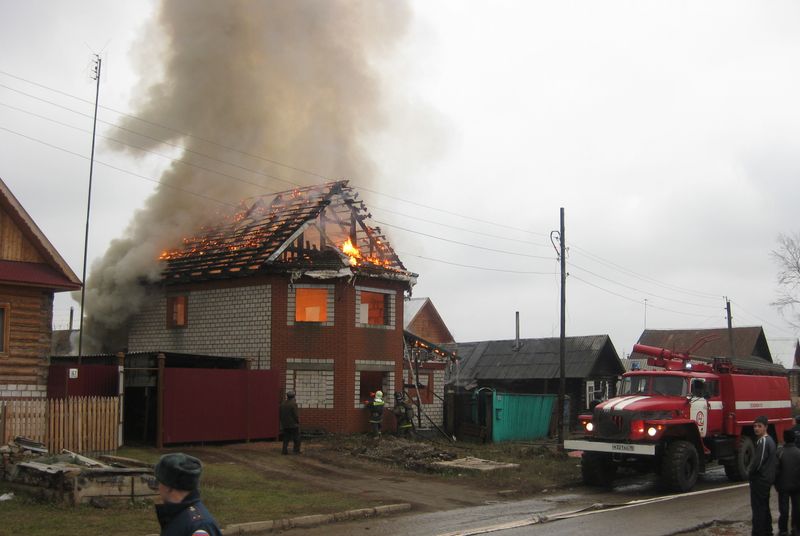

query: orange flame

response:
[341,238,361,266]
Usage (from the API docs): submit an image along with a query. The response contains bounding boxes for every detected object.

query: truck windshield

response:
[620,375,687,397]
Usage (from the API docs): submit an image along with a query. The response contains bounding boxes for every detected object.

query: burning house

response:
[126,181,417,434]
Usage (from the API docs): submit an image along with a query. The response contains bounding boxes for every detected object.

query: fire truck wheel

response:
[581,452,617,487]
[724,436,754,482]
[661,440,699,492]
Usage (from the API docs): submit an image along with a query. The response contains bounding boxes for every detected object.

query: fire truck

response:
[563,342,793,492]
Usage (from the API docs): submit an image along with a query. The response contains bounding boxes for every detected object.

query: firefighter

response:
[368,390,385,436]
[393,391,414,437]
[750,415,777,536]
[154,453,222,536]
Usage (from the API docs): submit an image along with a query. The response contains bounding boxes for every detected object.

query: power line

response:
[397,252,555,274]
[568,262,722,310]
[375,220,554,260]
[569,244,722,301]
[571,274,715,318]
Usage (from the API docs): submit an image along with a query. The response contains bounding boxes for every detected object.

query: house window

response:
[166,296,188,328]
[295,288,328,322]
[359,371,388,405]
[0,304,8,354]
[359,291,389,325]
[355,287,395,328]
[407,371,433,404]
[585,380,609,408]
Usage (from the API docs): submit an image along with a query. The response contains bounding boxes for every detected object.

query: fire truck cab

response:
[564,344,793,492]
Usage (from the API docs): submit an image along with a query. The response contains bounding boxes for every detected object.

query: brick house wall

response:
[404,362,446,429]
[128,281,272,367]
[128,273,407,434]
[271,275,405,434]
[0,284,54,398]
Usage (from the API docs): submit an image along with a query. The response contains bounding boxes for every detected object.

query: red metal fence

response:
[162,369,279,444]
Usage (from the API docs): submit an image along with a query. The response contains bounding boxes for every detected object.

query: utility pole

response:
[78,55,102,363]
[551,208,566,450]
[725,297,736,357]
[644,298,648,329]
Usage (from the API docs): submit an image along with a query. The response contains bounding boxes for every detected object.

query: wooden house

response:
[628,327,781,372]
[126,181,418,434]
[403,297,454,344]
[0,177,81,399]
[444,335,625,438]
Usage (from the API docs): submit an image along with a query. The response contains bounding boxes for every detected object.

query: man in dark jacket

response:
[154,452,222,536]
[750,415,778,536]
[279,390,301,454]
[776,429,800,536]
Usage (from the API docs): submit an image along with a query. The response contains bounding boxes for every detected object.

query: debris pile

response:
[349,437,457,471]
[0,437,156,506]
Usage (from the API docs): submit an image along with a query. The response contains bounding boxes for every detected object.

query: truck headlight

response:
[647,426,657,437]
[586,422,594,432]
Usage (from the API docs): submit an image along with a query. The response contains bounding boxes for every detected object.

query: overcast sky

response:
[1,1,799,365]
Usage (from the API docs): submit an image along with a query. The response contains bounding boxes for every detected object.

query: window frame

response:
[0,303,9,355]
[166,295,188,329]
[355,286,395,329]
[359,291,390,326]
[295,287,329,323]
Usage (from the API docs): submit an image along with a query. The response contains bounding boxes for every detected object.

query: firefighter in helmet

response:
[393,391,414,437]
[368,390,385,436]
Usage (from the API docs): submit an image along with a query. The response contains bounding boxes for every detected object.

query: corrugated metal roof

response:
[631,327,772,362]
[444,335,624,386]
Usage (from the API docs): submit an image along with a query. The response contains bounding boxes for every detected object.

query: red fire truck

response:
[564,342,793,492]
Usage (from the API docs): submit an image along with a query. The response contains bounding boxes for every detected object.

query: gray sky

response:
[1,1,799,364]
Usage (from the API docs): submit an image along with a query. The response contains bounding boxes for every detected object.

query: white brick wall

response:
[285,358,334,409]
[128,285,272,367]
[418,369,445,429]
[0,384,47,398]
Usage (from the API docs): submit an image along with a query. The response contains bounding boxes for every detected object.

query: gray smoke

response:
[81,0,412,351]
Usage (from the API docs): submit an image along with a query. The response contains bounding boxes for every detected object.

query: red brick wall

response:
[271,275,406,433]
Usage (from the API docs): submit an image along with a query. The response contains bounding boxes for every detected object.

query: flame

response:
[341,238,361,266]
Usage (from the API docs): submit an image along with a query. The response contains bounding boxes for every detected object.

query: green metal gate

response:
[491,391,555,442]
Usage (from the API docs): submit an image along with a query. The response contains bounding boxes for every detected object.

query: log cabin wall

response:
[0,283,53,398]
[0,209,45,263]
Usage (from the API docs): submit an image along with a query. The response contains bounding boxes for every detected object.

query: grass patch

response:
[0,446,370,536]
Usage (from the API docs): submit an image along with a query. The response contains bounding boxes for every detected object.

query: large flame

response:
[341,238,361,266]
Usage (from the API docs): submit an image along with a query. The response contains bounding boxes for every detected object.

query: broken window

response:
[296,288,328,323]
[359,291,390,325]
[0,304,8,354]
[166,296,188,328]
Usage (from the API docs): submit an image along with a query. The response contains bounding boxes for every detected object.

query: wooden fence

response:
[0,397,119,454]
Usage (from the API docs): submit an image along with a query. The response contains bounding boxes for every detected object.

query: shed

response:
[444,335,624,439]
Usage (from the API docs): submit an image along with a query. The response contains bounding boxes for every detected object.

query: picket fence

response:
[0,397,119,454]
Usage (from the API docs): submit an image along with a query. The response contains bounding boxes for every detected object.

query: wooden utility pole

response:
[725,298,736,357]
[78,55,102,362]
[558,208,566,449]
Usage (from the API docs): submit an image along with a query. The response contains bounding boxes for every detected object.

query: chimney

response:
[514,311,521,351]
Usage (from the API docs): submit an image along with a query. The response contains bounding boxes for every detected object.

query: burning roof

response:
[160,181,415,284]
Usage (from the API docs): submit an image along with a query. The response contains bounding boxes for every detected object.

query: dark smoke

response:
[81,0,412,351]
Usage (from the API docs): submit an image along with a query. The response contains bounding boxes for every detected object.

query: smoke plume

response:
[81,0,412,351]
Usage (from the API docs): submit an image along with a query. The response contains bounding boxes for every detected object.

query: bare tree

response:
[772,233,800,328]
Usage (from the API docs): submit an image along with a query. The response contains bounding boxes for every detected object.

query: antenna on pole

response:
[77,54,102,363]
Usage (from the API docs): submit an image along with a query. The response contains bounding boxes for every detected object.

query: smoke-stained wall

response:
[82,1,412,351]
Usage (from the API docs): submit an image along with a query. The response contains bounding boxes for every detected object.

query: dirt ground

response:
[182,434,574,513]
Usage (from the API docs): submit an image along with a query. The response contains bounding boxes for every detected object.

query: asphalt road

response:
[295,466,763,536]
